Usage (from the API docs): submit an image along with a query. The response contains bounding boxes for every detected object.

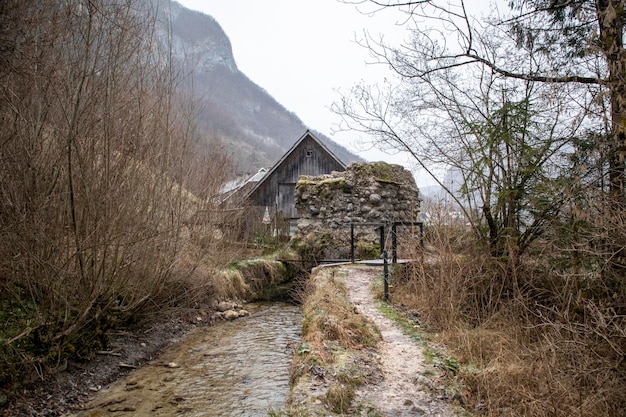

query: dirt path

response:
[340,265,453,417]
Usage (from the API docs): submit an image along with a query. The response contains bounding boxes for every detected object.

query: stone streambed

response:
[70,303,302,416]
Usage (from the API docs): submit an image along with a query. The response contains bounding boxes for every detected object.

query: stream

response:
[72,303,302,416]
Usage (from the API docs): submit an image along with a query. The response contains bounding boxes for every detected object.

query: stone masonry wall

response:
[292,162,421,260]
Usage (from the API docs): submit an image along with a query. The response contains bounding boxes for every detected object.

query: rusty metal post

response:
[377,224,388,302]
[391,222,398,264]
[383,249,389,302]
[350,223,355,263]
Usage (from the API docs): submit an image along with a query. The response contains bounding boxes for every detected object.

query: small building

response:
[246,130,347,234]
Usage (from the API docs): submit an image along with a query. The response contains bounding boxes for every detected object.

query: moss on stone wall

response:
[351,161,400,184]
[297,176,351,197]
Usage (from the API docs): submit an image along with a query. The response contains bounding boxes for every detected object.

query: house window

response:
[306,149,313,158]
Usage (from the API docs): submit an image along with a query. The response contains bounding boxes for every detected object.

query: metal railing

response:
[349,221,424,301]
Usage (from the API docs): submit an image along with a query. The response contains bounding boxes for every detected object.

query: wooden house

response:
[246,130,347,233]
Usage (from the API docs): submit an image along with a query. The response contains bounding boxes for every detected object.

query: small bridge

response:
[281,221,424,302]
[347,221,423,302]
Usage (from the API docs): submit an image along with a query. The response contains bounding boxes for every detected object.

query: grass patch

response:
[375,300,422,344]
[284,267,382,416]
[324,383,355,414]
[225,257,292,301]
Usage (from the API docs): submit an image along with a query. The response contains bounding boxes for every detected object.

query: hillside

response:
[161,1,362,173]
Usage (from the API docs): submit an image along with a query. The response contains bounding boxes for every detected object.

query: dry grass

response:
[324,383,355,414]
[389,226,626,417]
[301,268,381,352]
[286,267,381,416]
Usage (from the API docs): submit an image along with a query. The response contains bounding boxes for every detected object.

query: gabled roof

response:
[221,168,267,195]
[246,130,347,198]
[218,167,268,204]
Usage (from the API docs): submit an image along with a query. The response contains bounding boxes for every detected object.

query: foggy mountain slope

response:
[159,1,362,172]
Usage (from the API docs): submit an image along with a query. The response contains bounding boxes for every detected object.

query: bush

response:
[390,223,626,417]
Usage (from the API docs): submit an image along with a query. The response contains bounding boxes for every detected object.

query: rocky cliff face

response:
[292,162,421,261]
[168,5,237,72]
[152,0,236,72]
[154,1,362,173]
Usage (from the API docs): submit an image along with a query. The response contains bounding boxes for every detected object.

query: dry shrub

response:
[445,312,625,417]
[151,250,235,309]
[392,237,498,329]
[0,0,248,388]
[390,222,626,417]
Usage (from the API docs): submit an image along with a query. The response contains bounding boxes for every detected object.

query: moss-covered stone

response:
[293,162,421,262]
[351,161,401,184]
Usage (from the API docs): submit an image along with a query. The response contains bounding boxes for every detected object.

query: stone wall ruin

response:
[291,162,421,261]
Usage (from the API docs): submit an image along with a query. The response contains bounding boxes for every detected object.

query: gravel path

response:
[340,265,454,417]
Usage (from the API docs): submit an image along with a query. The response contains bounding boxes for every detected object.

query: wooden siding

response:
[248,132,346,219]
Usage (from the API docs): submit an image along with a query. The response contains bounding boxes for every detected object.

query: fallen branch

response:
[117,362,137,369]
[96,350,122,357]
[4,326,33,346]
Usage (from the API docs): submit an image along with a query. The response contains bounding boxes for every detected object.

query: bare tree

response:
[335,15,593,264]
[340,1,621,204]
[335,3,626,415]
[335,0,623,261]
[0,0,232,383]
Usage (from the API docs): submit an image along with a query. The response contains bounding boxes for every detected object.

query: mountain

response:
[159,1,363,174]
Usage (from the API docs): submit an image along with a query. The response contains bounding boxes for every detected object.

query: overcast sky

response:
[175,0,494,186]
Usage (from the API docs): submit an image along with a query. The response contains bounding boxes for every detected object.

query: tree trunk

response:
[597,0,626,207]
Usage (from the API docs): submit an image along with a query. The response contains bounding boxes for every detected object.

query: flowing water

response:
[73,303,301,416]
